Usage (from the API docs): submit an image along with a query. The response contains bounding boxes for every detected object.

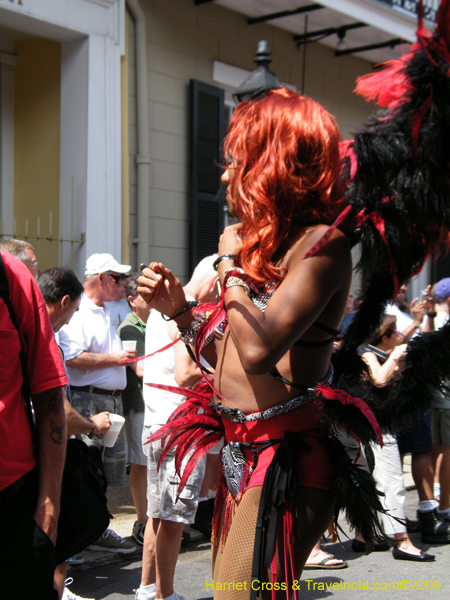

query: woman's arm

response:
[362,345,407,387]
[400,298,426,338]
[137,225,351,376]
[217,225,352,375]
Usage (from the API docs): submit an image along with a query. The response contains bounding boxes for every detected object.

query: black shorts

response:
[397,412,433,455]
[0,468,58,600]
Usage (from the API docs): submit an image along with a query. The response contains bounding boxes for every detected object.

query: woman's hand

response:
[390,343,407,362]
[218,223,243,258]
[410,297,427,325]
[390,342,407,378]
[137,262,187,317]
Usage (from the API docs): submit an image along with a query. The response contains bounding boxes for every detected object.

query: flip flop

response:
[304,555,348,570]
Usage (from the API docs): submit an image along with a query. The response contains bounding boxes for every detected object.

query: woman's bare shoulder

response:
[285,224,350,268]
[302,223,349,246]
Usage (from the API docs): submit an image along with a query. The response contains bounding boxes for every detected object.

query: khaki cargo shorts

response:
[143,424,206,523]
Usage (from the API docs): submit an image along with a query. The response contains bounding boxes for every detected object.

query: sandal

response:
[304,554,348,570]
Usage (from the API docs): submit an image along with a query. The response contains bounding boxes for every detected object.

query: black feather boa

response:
[330,1,450,438]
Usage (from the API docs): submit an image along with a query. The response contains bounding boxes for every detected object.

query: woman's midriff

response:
[222,400,336,492]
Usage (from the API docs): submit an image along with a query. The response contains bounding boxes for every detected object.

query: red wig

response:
[224,88,344,287]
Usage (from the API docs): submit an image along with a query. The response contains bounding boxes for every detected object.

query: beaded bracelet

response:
[225,276,250,296]
[223,266,246,279]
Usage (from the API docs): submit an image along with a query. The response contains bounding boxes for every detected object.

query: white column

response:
[60,33,122,276]
[0,53,17,236]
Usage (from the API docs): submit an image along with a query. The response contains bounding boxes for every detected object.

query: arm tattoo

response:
[50,418,64,445]
[42,387,65,416]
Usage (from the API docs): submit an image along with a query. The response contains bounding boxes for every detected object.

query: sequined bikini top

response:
[250,285,339,347]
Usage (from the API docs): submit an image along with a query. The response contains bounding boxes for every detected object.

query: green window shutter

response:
[189,79,225,273]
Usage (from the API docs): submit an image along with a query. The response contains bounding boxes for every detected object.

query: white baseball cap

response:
[190,254,218,282]
[85,253,131,276]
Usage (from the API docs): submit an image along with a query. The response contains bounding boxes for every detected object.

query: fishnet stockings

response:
[212,486,335,600]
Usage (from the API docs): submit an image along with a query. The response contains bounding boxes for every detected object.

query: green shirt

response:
[118,311,146,415]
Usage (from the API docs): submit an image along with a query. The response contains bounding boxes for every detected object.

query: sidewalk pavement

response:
[71,455,416,570]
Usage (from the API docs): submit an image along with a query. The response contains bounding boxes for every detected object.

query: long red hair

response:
[224,88,344,287]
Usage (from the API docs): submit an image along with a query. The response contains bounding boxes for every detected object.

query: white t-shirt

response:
[143,309,188,427]
[105,299,130,326]
[59,293,126,390]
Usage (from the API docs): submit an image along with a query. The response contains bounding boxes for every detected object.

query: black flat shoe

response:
[351,539,389,552]
[393,547,435,562]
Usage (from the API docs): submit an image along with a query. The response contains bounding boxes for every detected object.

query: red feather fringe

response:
[354,0,450,114]
[145,392,225,497]
[316,384,383,446]
[354,52,414,110]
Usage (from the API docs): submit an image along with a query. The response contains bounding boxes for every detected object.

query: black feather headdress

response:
[321,0,450,437]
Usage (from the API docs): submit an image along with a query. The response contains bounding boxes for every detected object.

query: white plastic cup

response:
[101,413,125,448]
[122,340,137,351]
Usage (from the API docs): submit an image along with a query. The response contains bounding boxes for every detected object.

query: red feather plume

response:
[177,437,224,497]
[354,51,414,109]
[316,384,383,446]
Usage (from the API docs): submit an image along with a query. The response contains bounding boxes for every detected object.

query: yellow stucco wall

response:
[13,37,61,270]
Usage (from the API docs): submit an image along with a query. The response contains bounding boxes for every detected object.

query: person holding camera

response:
[357,315,435,561]
[386,284,448,542]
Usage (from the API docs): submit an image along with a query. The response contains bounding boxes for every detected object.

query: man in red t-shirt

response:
[0,251,68,600]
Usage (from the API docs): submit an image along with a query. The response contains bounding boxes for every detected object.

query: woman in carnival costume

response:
[138,1,450,597]
[138,89,380,600]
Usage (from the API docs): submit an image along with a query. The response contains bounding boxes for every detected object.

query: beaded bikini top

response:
[250,285,339,348]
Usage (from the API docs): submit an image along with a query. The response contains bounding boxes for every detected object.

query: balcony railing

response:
[375,0,439,23]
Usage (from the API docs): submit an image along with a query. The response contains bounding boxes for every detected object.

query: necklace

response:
[131,312,146,336]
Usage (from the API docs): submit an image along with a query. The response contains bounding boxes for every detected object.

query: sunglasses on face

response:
[24,260,38,269]
[107,273,125,285]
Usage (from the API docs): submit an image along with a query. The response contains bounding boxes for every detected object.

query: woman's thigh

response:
[212,485,336,600]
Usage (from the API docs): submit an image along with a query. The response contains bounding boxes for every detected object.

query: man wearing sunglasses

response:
[59,253,137,555]
[105,271,130,326]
